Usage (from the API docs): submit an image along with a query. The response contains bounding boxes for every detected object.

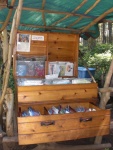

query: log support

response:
[5,88,14,136]
[0,0,23,136]
[1,139,112,150]
[36,143,111,150]
[95,58,113,144]
[2,136,18,150]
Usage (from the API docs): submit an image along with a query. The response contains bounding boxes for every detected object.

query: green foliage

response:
[79,44,113,81]
[0,66,15,93]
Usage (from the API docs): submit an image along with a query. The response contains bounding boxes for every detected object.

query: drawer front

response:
[18,107,110,145]
[18,114,110,134]
[18,126,109,145]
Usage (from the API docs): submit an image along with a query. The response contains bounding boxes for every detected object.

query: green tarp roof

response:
[0,0,113,39]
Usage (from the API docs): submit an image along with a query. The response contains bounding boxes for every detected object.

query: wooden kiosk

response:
[13,31,110,145]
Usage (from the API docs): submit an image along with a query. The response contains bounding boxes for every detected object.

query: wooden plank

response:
[32,143,112,150]
[48,33,78,42]
[18,126,109,145]
[3,136,18,142]
[42,0,46,26]
[18,98,98,107]
[48,41,76,49]
[31,41,47,46]
[17,83,98,92]
[48,48,75,61]
[18,88,97,102]
[48,33,78,62]
[21,7,93,19]
[18,109,110,123]
[18,115,110,134]
[29,46,47,55]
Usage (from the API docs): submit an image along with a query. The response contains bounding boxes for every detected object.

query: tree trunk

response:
[108,22,112,43]
[83,39,88,47]
[5,88,14,136]
[88,37,96,50]
[0,0,23,133]
[2,29,8,63]
[95,58,113,144]
[2,29,9,90]
[102,23,106,43]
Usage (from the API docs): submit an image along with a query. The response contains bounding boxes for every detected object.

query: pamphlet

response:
[48,61,74,76]
[65,62,74,76]
[17,33,31,52]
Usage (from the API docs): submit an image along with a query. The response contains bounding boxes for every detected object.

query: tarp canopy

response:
[0,0,113,39]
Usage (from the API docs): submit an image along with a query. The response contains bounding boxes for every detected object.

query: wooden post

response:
[2,29,9,89]
[94,58,113,144]
[2,28,9,64]
[0,0,23,131]
[5,88,14,136]
[31,143,111,150]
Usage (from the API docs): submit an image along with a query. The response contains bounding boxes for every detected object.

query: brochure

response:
[17,33,31,52]
[48,61,74,76]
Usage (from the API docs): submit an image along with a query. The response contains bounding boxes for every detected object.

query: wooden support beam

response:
[94,58,113,144]
[0,0,23,132]
[0,0,23,105]
[1,138,112,150]
[99,58,113,109]
[1,28,9,89]
[5,88,14,136]
[42,0,46,26]
[68,0,100,28]
[0,21,96,33]
[99,87,113,93]
[51,0,88,26]
[82,7,113,33]
[22,7,94,19]
[0,0,15,32]
[21,24,81,33]
[10,22,82,33]
[85,0,100,14]
[2,136,18,150]
[2,28,8,63]
[32,143,111,150]
[3,136,18,143]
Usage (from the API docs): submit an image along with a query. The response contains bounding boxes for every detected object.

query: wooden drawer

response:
[17,102,110,145]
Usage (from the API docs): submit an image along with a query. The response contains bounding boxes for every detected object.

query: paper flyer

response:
[17,33,31,52]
